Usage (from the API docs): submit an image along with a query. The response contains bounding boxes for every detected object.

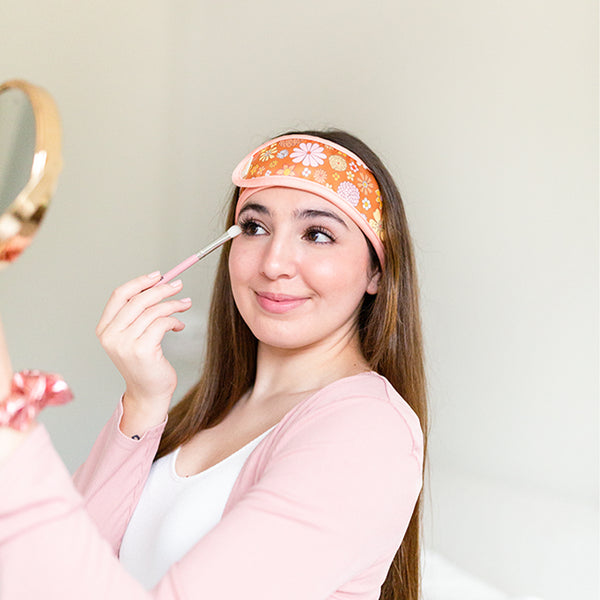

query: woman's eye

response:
[304,227,334,244]
[239,219,267,236]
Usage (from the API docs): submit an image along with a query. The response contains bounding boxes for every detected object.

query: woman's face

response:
[228,187,380,353]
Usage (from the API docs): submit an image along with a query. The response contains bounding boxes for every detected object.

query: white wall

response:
[0,2,597,599]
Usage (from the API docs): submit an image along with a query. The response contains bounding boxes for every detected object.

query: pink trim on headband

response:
[231,135,384,266]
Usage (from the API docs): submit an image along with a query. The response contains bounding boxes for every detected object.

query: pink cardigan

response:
[0,371,423,599]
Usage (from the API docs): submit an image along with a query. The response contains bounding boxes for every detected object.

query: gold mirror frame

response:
[0,79,62,266]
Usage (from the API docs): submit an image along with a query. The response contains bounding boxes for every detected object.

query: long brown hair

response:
[155,129,428,600]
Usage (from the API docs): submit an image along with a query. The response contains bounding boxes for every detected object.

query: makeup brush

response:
[153,225,242,286]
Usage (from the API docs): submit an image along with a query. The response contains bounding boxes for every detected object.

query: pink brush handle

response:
[153,254,199,286]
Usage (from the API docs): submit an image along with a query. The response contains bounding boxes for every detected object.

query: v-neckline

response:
[171,424,277,480]
[173,370,378,480]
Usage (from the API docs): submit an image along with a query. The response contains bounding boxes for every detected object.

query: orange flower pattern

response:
[237,137,383,242]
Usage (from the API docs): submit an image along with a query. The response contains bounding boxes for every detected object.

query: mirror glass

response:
[0,88,36,217]
[0,80,62,267]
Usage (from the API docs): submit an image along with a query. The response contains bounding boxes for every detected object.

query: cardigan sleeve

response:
[0,392,422,600]
[71,396,168,553]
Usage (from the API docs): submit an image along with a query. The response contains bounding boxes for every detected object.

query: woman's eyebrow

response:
[293,208,349,229]
[238,202,270,218]
[238,203,348,229]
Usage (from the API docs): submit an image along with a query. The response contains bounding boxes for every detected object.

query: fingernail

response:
[181,297,192,303]
[147,271,161,279]
[169,279,182,287]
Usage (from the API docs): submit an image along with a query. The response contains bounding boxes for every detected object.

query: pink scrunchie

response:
[0,370,73,431]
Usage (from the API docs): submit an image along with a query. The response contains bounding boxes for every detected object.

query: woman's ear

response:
[366,268,381,295]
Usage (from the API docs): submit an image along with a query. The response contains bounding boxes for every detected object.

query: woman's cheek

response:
[228,243,251,281]
[307,249,353,286]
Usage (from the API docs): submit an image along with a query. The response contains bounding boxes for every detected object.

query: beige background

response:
[0,1,597,599]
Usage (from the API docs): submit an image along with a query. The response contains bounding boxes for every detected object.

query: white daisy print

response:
[290,142,327,167]
[259,145,278,162]
[302,167,311,177]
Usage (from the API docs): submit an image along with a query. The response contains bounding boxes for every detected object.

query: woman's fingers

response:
[121,316,186,369]
[96,271,162,335]
[136,316,187,353]
[97,274,192,361]
[119,297,192,341]
[97,276,186,339]
[104,280,186,336]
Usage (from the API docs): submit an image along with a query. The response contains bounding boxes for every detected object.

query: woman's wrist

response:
[120,392,169,439]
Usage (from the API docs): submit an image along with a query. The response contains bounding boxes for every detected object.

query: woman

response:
[0,129,427,600]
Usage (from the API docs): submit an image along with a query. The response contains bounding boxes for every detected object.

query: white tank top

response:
[119,426,276,589]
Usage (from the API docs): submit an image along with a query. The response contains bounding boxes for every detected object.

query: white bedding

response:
[422,550,544,600]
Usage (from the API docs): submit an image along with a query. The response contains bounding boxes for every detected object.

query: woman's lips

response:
[255,292,309,314]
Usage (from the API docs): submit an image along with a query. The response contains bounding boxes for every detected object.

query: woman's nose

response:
[260,234,298,280]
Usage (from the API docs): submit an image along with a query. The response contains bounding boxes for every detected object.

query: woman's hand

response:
[96,272,192,427]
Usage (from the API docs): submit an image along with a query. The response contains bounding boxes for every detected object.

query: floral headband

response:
[231,134,384,266]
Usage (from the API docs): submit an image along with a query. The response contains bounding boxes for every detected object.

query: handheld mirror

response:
[0,79,62,267]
